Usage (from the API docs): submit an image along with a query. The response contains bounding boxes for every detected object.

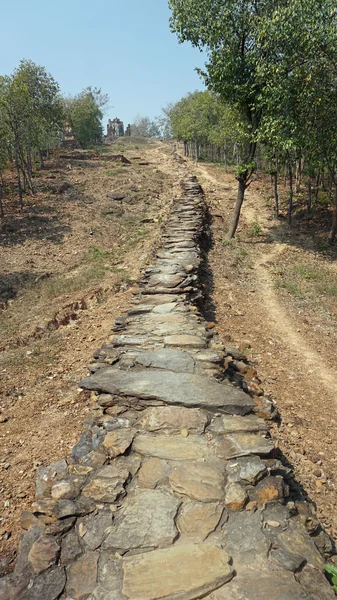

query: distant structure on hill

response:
[106,117,125,141]
[125,124,131,137]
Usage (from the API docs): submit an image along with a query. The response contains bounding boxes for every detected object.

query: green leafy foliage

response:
[63,87,107,148]
[325,564,337,593]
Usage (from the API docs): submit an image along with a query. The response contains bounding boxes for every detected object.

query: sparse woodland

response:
[0,60,107,213]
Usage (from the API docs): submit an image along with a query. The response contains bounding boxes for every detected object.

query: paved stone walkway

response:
[1,175,335,599]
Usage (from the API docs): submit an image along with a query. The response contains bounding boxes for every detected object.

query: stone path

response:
[1,175,335,599]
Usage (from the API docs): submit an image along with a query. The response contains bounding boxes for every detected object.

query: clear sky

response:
[1,0,206,126]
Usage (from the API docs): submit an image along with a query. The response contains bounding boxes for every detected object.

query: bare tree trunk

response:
[273,152,279,218]
[288,160,294,225]
[295,157,303,193]
[39,149,45,169]
[0,180,4,218]
[329,176,337,245]
[228,176,246,239]
[314,170,320,206]
[307,169,312,216]
[15,146,23,209]
[227,141,257,239]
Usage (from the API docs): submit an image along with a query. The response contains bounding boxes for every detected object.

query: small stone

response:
[28,535,60,574]
[224,483,248,511]
[256,476,285,505]
[169,463,225,502]
[103,429,136,458]
[177,502,225,541]
[227,456,267,485]
[82,465,129,503]
[51,480,82,501]
[138,458,170,489]
[61,530,82,565]
[20,512,41,530]
[66,552,98,599]
[103,489,180,551]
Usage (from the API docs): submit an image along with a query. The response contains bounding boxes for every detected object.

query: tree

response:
[130,115,161,138]
[167,90,243,164]
[63,87,108,147]
[0,60,64,206]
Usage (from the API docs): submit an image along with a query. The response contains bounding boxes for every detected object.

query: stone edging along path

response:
[1,175,336,600]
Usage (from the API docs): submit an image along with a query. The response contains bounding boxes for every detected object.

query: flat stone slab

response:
[80,370,255,415]
[169,463,225,502]
[216,433,274,459]
[103,489,180,551]
[122,543,233,600]
[135,348,195,373]
[133,434,212,461]
[209,567,319,600]
[164,334,206,348]
[138,406,207,433]
[152,303,178,314]
[209,414,269,434]
[177,502,224,541]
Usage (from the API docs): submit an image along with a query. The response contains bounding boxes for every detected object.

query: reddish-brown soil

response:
[1,139,336,573]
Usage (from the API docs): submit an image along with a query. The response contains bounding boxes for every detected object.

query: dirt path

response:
[186,156,337,541]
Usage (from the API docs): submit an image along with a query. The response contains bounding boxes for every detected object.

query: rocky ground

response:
[0,173,334,600]
[1,139,337,580]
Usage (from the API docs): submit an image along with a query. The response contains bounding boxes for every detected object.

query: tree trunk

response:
[195,141,199,166]
[227,176,246,239]
[307,171,312,216]
[328,179,337,245]
[15,146,23,209]
[0,181,4,218]
[288,160,294,225]
[273,152,279,218]
[295,157,303,193]
[227,141,257,239]
[314,170,320,206]
[39,149,45,170]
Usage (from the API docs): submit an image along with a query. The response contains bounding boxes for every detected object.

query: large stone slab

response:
[122,543,233,600]
[164,334,206,348]
[103,489,180,551]
[169,463,225,502]
[138,406,207,433]
[80,370,255,415]
[135,348,195,373]
[133,434,212,461]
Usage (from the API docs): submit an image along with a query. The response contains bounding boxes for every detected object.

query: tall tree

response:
[63,88,108,148]
[169,0,337,238]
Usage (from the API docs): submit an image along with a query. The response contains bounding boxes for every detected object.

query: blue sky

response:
[1,0,205,126]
